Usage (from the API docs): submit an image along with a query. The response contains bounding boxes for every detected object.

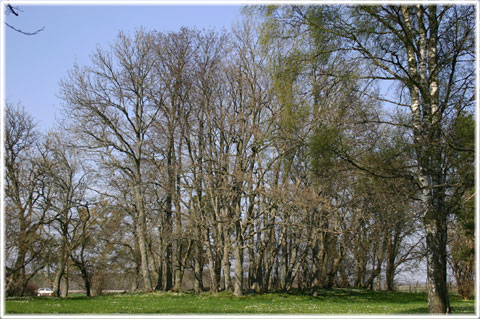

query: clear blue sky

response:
[5,4,243,131]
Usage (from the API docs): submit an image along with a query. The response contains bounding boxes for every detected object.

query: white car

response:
[37,288,54,296]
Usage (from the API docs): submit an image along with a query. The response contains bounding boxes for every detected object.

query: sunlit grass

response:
[5,289,475,314]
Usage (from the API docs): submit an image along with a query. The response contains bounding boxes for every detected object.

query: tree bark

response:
[53,258,65,297]
[234,243,244,296]
[205,229,218,293]
[401,6,450,313]
[133,181,152,291]
[193,243,204,293]
[222,232,232,291]
[385,233,397,291]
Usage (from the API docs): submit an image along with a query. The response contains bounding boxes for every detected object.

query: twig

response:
[5,22,45,36]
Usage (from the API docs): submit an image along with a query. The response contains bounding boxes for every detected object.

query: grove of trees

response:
[5,5,475,314]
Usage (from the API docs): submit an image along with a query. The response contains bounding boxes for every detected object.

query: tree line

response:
[5,5,474,314]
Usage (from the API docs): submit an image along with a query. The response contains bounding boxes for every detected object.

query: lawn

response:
[5,289,475,314]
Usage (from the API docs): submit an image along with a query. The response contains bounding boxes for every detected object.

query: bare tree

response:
[39,132,90,297]
[5,104,51,296]
[60,30,159,291]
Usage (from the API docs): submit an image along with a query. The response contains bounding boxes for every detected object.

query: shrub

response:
[24,282,39,296]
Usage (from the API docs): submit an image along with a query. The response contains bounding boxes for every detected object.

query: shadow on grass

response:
[7,295,94,302]
[398,306,475,315]
[397,307,428,314]
[450,305,476,314]
[310,288,427,304]
[61,295,93,301]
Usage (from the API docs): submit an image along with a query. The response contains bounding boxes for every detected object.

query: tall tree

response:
[256,4,474,312]
[42,132,90,297]
[342,6,474,312]
[150,28,198,291]
[60,30,159,291]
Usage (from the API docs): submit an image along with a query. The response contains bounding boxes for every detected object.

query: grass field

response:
[5,289,475,314]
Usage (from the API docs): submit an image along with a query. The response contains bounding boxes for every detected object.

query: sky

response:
[4,3,243,132]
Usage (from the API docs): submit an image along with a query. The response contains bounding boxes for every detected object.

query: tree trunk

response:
[215,254,222,290]
[248,246,256,289]
[205,229,218,293]
[234,243,244,296]
[60,270,69,298]
[222,235,232,291]
[164,189,173,291]
[74,261,92,297]
[173,148,184,292]
[385,235,396,291]
[133,181,152,291]
[53,263,65,297]
[173,266,183,292]
[385,262,395,291]
[165,245,173,290]
[155,262,163,291]
[53,240,66,297]
[6,248,27,296]
[425,204,450,313]
[83,272,91,297]
[131,270,140,292]
[193,248,204,293]
[401,6,450,313]
[172,239,184,292]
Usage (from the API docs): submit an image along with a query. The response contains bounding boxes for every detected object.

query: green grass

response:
[5,289,475,314]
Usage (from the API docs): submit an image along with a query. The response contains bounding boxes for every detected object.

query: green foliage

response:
[453,113,474,145]
[450,113,474,180]
[455,193,475,238]
[256,6,282,49]
[366,129,414,178]
[268,45,310,154]
[273,54,308,136]
[304,6,340,64]
[6,290,474,314]
[448,112,474,237]
[446,112,475,300]
[264,5,279,17]
[273,54,301,106]
[309,125,343,177]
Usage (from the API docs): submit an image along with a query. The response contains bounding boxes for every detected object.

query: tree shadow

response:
[310,288,427,305]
